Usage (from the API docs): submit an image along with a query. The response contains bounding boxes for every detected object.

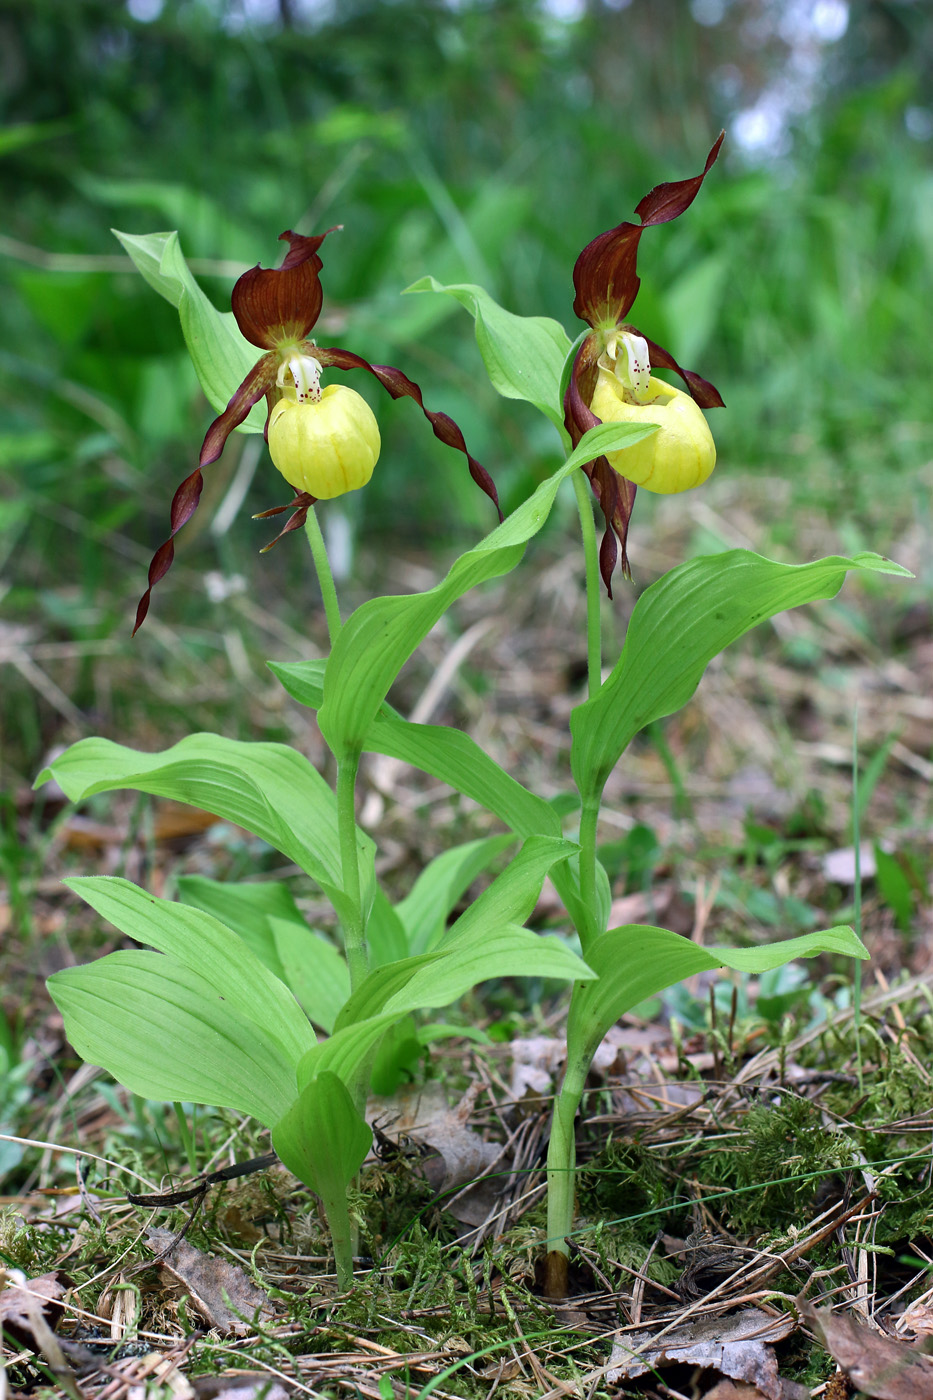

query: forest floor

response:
[3,467,933,1399]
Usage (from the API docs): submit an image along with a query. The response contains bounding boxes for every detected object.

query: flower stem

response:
[571,468,601,702]
[571,468,605,951]
[337,753,368,995]
[304,506,342,646]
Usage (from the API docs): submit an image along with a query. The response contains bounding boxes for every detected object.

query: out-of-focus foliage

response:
[1,0,931,777]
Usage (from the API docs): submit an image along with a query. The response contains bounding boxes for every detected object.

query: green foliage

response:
[570,550,912,804]
[12,17,922,1292]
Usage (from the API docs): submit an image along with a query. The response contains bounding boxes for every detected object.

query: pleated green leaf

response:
[395,833,517,955]
[366,719,561,840]
[272,1071,371,1197]
[301,922,595,1090]
[65,877,315,1065]
[318,422,656,761]
[566,923,869,1074]
[48,951,297,1125]
[113,228,265,431]
[405,276,571,427]
[36,732,375,927]
[268,916,350,1034]
[571,550,912,806]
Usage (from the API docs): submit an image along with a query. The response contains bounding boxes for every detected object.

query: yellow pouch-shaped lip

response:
[268,384,380,499]
[589,370,715,494]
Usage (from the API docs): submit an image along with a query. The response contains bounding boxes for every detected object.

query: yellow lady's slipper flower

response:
[588,338,715,494]
[563,136,725,593]
[268,380,381,499]
[135,230,499,632]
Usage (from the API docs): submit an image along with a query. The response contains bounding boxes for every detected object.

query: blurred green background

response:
[2,0,932,785]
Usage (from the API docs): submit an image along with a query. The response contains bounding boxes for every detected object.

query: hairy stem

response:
[337,753,368,994]
[320,1185,357,1292]
[304,506,342,646]
[571,468,602,701]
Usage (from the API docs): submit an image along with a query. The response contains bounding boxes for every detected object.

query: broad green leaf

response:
[549,853,612,944]
[268,658,403,720]
[566,923,868,1074]
[176,875,349,1027]
[367,888,410,968]
[333,951,444,1034]
[571,550,913,806]
[396,834,516,955]
[113,229,265,431]
[365,719,560,840]
[405,276,571,428]
[441,835,579,949]
[66,877,315,1065]
[318,422,655,761]
[48,951,296,1124]
[272,1070,371,1196]
[36,733,375,928]
[268,916,350,1033]
[175,874,306,981]
[369,1015,423,1095]
[301,924,595,1089]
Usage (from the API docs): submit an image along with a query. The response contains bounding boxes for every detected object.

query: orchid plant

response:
[41,137,908,1297]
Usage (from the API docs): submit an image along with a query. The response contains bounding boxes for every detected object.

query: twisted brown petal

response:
[133,468,204,633]
[562,334,636,592]
[572,133,724,330]
[316,347,501,518]
[253,491,317,551]
[643,335,725,408]
[230,227,340,350]
[199,352,278,467]
[135,354,278,632]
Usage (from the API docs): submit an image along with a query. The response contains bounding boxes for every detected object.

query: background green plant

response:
[3,0,933,783]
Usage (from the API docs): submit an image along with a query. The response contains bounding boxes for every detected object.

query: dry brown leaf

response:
[606,1307,795,1400]
[0,1269,69,1352]
[800,1301,933,1400]
[898,1301,933,1340]
[191,1375,292,1399]
[147,1228,272,1337]
[702,1382,770,1400]
[368,1081,499,1222]
[703,1380,808,1400]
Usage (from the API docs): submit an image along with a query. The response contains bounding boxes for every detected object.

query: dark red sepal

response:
[133,468,204,634]
[199,352,278,467]
[316,347,501,519]
[230,227,340,350]
[562,334,637,591]
[643,335,725,409]
[572,133,724,330]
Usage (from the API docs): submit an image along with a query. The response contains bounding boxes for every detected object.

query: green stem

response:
[852,706,864,1095]
[571,468,602,701]
[577,798,600,954]
[544,1050,587,1297]
[337,753,368,995]
[320,1183,357,1292]
[304,506,342,646]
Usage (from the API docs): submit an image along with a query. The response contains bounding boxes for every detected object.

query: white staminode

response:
[278,353,324,403]
[611,331,651,400]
